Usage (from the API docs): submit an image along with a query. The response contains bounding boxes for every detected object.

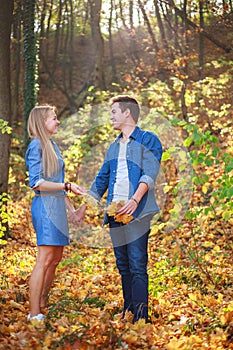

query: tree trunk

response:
[23,0,37,147]
[68,0,74,92]
[182,0,188,55]
[154,0,170,54]
[89,0,105,90]
[199,0,204,80]
[53,0,62,74]
[138,0,165,80]
[167,0,232,53]
[45,0,53,60]
[181,0,188,121]
[0,0,13,239]
[108,0,117,83]
[12,0,22,123]
[138,0,159,52]
[39,0,47,54]
[129,0,138,61]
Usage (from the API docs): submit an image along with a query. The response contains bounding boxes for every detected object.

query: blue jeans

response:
[109,216,151,323]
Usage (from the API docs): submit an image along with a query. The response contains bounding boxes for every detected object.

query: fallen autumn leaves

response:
[0,198,233,349]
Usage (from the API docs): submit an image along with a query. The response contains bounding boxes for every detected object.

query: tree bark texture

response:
[108,0,117,83]
[12,1,22,123]
[199,0,204,80]
[167,0,232,53]
[0,0,13,238]
[89,0,105,90]
[0,0,13,194]
[23,0,37,147]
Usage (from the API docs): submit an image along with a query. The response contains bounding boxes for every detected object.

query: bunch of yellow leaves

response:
[107,201,134,224]
[82,193,100,209]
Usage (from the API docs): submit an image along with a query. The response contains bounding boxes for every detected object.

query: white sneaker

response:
[27,313,45,321]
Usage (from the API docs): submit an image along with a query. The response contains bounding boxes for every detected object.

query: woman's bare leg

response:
[40,246,63,308]
[29,246,63,317]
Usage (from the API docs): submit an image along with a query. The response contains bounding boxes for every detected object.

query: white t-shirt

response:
[112,139,130,203]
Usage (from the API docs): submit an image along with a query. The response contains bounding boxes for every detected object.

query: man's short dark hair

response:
[110,95,140,123]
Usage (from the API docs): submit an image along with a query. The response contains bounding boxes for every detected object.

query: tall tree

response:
[154,0,170,53]
[167,0,232,53]
[129,0,138,60]
[53,0,63,74]
[89,0,105,90]
[12,0,22,123]
[199,0,204,80]
[0,0,14,238]
[108,0,117,83]
[23,0,37,147]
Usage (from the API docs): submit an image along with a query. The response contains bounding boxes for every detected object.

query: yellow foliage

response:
[106,201,133,224]
[1,180,233,350]
[202,183,210,194]
[10,300,26,312]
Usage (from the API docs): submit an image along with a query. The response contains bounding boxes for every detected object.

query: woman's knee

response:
[37,247,63,269]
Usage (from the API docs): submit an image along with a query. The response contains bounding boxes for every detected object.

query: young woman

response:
[25,105,85,321]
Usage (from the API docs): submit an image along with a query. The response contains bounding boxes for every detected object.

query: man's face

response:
[110,102,127,131]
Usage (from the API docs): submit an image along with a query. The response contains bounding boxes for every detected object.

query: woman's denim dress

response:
[25,138,69,246]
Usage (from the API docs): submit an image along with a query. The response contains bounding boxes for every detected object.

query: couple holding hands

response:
[25,95,163,324]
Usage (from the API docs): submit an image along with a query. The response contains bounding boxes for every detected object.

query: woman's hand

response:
[68,204,87,226]
[70,184,87,195]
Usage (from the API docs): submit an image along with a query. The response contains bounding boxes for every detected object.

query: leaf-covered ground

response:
[1,192,233,349]
[1,116,233,349]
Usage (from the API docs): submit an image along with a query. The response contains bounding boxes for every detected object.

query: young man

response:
[89,95,163,323]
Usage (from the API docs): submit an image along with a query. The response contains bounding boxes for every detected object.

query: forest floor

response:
[0,192,233,349]
[1,115,233,349]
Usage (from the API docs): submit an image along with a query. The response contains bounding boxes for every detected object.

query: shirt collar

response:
[115,126,140,143]
[130,125,140,140]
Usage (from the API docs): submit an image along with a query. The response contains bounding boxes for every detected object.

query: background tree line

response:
[0,0,232,238]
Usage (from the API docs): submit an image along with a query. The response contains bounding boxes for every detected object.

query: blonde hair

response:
[27,105,59,178]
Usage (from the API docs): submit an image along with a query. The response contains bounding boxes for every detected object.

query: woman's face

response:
[44,109,60,135]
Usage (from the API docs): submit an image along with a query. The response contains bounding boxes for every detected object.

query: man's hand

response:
[68,204,87,226]
[116,198,138,216]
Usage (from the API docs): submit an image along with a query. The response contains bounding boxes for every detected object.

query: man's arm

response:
[88,149,111,201]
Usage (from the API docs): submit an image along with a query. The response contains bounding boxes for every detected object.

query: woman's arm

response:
[35,181,86,195]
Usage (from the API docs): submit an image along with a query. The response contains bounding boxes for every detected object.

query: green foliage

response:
[0,119,12,134]
[140,79,181,119]
[211,153,233,221]
[131,71,232,265]
[182,122,233,222]
[149,259,179,296]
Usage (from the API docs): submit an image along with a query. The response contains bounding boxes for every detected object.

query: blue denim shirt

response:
[25,138,66,196]
[89,126,163,224]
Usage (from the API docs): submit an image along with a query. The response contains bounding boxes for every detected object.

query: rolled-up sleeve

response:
[139,132,163,190]
[25,139,45,189]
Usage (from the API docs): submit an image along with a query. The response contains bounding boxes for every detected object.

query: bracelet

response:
[64,182,71,192]
[131,197,139,206]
